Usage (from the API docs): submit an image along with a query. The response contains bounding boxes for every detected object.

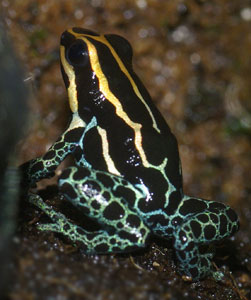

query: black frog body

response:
[21,27,239,281]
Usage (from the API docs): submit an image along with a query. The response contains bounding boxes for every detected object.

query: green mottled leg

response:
[28,166,150,253]
[173,196,239,281]
[19,125,85,185]
[57,166,150,252]
[175,239,218,281]
[28,193,145,253]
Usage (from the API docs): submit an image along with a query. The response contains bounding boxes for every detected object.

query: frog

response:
[20,27,239,281]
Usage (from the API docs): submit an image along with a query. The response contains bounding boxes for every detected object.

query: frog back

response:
[61,28,183,209]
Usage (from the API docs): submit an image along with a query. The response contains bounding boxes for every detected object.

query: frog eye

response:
[66,40,88,66]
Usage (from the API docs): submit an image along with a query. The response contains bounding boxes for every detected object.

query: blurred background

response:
[0,1,250,299]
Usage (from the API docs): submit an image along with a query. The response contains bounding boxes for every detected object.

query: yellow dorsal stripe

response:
[97,126,121,176]
[60,46,78,113]
[81,36,149,168]
[69,29,160,134]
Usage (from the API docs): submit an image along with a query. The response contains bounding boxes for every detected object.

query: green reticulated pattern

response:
[20,131,80,185]
[20,116,239,281]
[171,195,239,280]
[27,161,239,281]
[28,165,151,254]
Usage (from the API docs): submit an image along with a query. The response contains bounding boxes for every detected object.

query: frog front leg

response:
[20,114,87,186]
[30,166,150,253]
[173,195,239,281]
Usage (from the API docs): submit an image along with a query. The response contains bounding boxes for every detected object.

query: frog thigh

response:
[173,196,239,281]
[56,166,150,252]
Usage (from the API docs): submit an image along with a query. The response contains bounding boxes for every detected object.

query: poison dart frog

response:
[20,28,239,281]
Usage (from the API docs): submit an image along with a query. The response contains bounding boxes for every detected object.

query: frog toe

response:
[37,223,61,232]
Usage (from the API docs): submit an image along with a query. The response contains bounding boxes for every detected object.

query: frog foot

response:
[173,196,239,281]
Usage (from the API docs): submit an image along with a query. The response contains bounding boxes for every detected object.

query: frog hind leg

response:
[173,195,239,281]
[29,166,150,254]
[27,193,134,253]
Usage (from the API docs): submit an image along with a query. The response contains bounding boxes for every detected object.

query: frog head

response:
[60,27,134,116]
